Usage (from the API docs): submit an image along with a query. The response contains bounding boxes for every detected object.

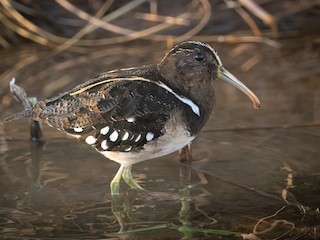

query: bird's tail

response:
[4,109,33,122]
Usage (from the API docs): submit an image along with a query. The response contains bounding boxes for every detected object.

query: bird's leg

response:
[111,194,125,233]
[110,165,125,195]
[179,144,192,186]
[179,144,192,163]
[122,165,144,191]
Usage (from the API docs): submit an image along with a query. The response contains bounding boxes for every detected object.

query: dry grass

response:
[2,0,317,50]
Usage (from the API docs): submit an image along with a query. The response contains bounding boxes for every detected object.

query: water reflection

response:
[1,129,319,239]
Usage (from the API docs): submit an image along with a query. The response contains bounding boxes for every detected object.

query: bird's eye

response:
[194,52,205,61]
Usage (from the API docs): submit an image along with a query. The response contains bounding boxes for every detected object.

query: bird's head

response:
[159,41,260,109]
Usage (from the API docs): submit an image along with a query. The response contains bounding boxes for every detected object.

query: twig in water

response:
[9,78,44,143]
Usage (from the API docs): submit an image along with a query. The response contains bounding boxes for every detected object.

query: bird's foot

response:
[110,165,144,195]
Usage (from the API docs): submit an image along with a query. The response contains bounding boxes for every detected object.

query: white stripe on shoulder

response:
[156,82,200,116]
[70,76,200,116]
[134,77,200,116]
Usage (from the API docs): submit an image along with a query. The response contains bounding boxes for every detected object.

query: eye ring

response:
[194,52,205,61]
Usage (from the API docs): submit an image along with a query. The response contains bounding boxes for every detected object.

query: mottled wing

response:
[33,77,185,152]
[80,78,180,152]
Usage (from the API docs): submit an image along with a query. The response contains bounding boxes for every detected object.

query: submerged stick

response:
[9,78,44,143]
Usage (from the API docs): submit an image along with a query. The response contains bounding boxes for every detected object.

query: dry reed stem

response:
[57,0,204,47]
[2,0,161,48]
[10,0,38,16]
[149,0,158,15]
[0,55,39,82]
[239,0,278,34]
[275,0,320,17]
[54,0,135,35]
[51,0,174,48]
[75,0,150,34]
[241,54,262,71]
[0,11,52,47]
[0,0,316,52]
[1,0,67,45]
[53,0,115,53]
[235,6,262,36]
[196,35,281,47]
[144,0,207,42]
[0,0,284,52]
[0,0,284,84]
[223,0,262,36]
[60,0,155,47]
[1,0,213,50]
[173,0,211,43]
[135,13,191,26]
[0,33,10,49]
[253,206,295,238]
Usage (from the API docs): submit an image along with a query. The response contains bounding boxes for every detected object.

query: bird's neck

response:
[157,64,215,133]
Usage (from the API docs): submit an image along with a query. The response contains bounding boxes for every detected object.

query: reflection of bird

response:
[5,41,260,195]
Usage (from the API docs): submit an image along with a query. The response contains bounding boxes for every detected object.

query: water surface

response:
[0,40,319,239]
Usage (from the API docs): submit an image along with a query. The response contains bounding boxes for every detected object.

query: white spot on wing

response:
[74,127,83,133]
[100,126,110,135]
[101,140,108,150]
[109,131,119,142]
[125,146,132,152]
[134,134,141,142]
[146,132,154,141]
[85,136,96,145]
[122,132,129,140]
[127,117,135,122]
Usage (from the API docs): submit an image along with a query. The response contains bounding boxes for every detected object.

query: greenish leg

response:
[122,165,144,191]
[179,187,192,239]
[110,165,125,195]
[111,194,125,233]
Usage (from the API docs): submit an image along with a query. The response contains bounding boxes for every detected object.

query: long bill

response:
[218,67,261,109]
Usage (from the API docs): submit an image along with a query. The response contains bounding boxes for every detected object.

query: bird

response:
[5,41,260,195]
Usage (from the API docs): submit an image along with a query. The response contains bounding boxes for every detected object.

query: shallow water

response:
[1,39,320,239]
